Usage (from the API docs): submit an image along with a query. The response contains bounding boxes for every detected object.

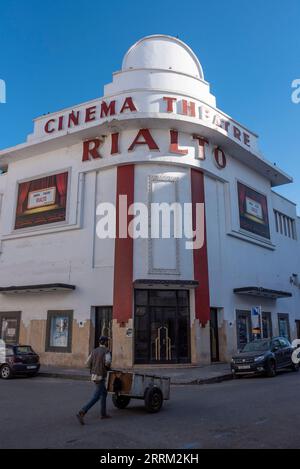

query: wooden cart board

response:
[107,370,170,413]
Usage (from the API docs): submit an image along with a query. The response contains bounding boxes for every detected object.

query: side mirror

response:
[272,346,279,352]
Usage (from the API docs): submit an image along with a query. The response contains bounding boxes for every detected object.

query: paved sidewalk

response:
[39,362,232,385]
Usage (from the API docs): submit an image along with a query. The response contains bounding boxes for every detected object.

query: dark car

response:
[0,344,40,379]
[231,337,299,378]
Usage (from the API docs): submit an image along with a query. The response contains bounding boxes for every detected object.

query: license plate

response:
[237,365,251,370]
[27,365,37,369]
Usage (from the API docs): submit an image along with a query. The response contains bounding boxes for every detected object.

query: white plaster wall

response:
[0,148,117,322]
[205,160,300,356]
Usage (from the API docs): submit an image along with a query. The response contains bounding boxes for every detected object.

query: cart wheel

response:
[112,394,131,409]
[144,387,163,413]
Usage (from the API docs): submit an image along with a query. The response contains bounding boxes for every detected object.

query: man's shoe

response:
[76,410,85,425]
[101,414,112,419]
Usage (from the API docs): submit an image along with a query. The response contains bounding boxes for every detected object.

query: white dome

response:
[122,35,204,80]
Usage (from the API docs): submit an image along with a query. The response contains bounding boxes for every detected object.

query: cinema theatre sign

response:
[42,95,253,151]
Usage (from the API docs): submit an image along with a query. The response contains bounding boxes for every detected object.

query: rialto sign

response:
[81,129,227,169]
[42,95,254,153]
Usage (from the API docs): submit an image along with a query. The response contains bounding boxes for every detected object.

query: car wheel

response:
[266,360,276,377]
[144,387,163,413]
[112,395,131,409]
[0,364,12,379]
[291,362,299,372]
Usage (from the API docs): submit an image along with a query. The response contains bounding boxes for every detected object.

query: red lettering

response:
[192,135,209,160]
[163,96,177,113]
[85,106,97,123]
[111,133,119,155]
[182,100,196,117]
[68,111,80,128]
[100,100,116,118]
[223,120,230,132]
[128,129,159,151]
[82,138,103,161]
[233,126,241,141]
[58,115,64,131]
[243,132,250,147]
[169,130,188,155]
[44,119,56,133]
[120,97,137,113]
[214,147,226,169]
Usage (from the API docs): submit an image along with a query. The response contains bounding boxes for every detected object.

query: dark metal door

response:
[94,307,112,350]
[150,307,176,362]
[296,320,300,339]
[134,289,190,364]
[210,308,220,362]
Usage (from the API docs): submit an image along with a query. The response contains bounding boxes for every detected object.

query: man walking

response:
[76,336,112,424]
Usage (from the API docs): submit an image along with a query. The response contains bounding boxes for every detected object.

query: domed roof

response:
[122,35,204,80]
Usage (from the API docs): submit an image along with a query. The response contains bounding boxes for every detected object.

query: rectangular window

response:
[237,182,270,239]
[262,312,272,339]
[46,310,73,353]
[275,211,279,233]
[278,313,290,340]
[15,171,69,230]
[279,213,283,234]
[283,216,287,236]
[0,311,21,344]
[274,210,296,239]
[286,218,291,238]
[292,220,297,239]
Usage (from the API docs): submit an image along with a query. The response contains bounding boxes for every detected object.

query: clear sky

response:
[0,0,299,208]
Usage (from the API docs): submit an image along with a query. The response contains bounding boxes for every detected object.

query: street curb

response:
[38,371,233,385]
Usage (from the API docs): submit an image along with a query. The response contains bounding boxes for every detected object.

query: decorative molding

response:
[147,174,180,275]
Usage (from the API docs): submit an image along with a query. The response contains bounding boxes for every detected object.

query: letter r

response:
[82,138,103,161]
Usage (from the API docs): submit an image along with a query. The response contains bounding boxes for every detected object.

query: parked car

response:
[231,336,299,378]
[0,344,40,379]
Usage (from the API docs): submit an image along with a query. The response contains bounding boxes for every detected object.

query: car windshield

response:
[242,340,270,352]
[15,346,33,354]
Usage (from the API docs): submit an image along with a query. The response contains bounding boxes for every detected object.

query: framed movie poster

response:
[46,310,73,353]
[237,182,270,239]
[15,171,68,229]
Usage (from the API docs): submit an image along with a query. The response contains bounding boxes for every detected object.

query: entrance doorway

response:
[236,310,252,350]
[295,320,300,339]
[210,308,220,362]
[94,307,112,350]
[134,289,190,364]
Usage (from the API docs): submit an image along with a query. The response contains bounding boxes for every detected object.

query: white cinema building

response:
[0,35,299,368]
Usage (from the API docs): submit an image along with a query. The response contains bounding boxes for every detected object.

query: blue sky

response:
[0,0,299,208]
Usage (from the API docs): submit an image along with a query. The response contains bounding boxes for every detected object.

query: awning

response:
[233,286,292,299]
[0,283,76,294]
[133,279,199,289]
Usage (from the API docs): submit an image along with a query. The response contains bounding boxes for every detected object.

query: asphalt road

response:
[0,370,299,449]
